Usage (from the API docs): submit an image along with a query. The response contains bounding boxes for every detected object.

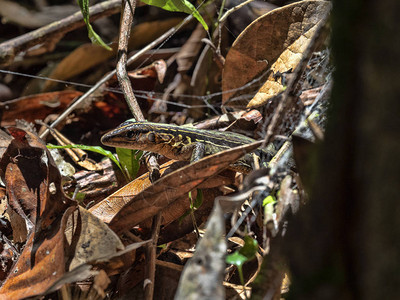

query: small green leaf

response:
[77,0,112,50]
[262,195,276,207]
[141,0,208,31]
[116,148,142,180]
[239,236,258,259]
[226,251,247,286]
[226,251,247,268]
[226,236,258,287]
[192,189,203,209]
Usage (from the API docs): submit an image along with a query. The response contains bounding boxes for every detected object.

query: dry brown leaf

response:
[0,128,77,299]
[0,90,82,126]
[176,23,208,73]
[89,160,181,223]
[89,159,235,229]
[222,0,331,108]
[128,60,167,84]
[108,141,262,235]
[64,206,125,271]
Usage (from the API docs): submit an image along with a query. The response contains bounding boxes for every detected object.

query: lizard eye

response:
[147,132,155,142]
[126,131,135,139]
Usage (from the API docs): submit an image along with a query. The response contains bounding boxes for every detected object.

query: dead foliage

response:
[0,0,332,299]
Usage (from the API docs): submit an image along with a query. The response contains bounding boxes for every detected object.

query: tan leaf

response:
[64,206,125,271]
[222,0,331,108]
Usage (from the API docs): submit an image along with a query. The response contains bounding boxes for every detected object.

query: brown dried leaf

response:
[0,128,77,299]
[89,160,235,229]
[128,60,167,84]
[108,141,262,234]
[89,160,181,223]
[0,90,82,126]
[64,206,125,271]
[176,23,207,73]
[222,0,331,107]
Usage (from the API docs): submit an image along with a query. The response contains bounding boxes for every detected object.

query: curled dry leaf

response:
[0,129,137,298]
[89,160,181,223]
[107,141,262,235]
[128,59,167,85]
[222,0,331,108]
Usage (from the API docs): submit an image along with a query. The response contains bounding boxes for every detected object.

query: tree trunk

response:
[285,0,400,298]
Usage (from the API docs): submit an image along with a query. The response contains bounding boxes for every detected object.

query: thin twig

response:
[219,0,256,23]
[117,0,144,120]
[144,212,162,300]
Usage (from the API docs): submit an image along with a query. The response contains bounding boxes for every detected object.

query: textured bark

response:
[285,0,400,299]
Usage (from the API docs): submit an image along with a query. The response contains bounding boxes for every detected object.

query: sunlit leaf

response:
[47,144,122,173]
[77,0,112,50]
[141,0,208,31]
[116,148,142,180]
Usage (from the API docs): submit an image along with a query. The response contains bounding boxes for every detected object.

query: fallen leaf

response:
[0,128,77,299]
[0,90,82,126]
[108,141,262,234]
[222,0,331,108]
[64,206,125,271]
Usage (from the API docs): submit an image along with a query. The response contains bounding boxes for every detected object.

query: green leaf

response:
[226,236,258,287]
[116,148,142,180]
[47,144,122,173]
[77,0,112,50]
[226,251,247,268]
[141,0,208,31]
[262,195,276,207]
[239,236,258,260]
[192,189,203,209]
[179,189,204,223]
[226,252,247,286]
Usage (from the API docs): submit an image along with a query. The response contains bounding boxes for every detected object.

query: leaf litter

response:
[0,0,332,298]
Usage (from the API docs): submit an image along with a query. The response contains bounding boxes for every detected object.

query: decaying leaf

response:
[0,128,77,299]
[107,141,262,234]
[0,129,136,298]
[175,202,226,300]
[89,160,181,223]
[0,91,82,126]
[64,206,125,271]
[222,0,331,107]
